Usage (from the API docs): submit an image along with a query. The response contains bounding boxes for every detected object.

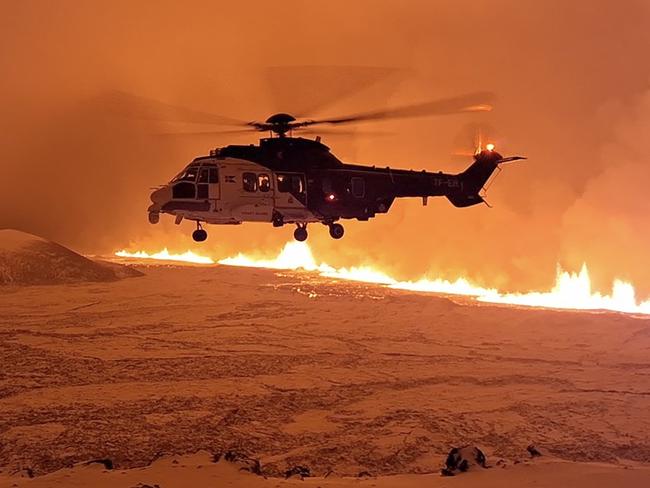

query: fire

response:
[114,248,214,264]
[218,241,397,284]
[218,242,650,315]
[476,265,650,314]
[114,242,650,315]
[218,241,325,271]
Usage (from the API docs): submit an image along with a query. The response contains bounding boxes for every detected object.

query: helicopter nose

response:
[150,186,171,205]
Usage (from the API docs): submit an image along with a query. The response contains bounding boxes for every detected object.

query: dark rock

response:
[445,447,460,470]
[85,459,113,470]
[284,465,310,479]
[357,470,372,478]
[213,450,262,475]
[442,446,488,476]
[527,444,542,457]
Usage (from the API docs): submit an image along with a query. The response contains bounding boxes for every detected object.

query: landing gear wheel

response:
[329,223,345,239]
[192,229,208,242]
[294,226,308,242]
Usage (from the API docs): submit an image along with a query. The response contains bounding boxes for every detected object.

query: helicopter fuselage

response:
[148,137,510,242]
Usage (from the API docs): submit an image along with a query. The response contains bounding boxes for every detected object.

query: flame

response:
[114,242,650,315]
[475,264,650,314]
[218,242,650,315]
[218,241,323,271]
[115,248,214,264]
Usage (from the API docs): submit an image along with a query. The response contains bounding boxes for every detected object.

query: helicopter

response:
[142,92,525,242]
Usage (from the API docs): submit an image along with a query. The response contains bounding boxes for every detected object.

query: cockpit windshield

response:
[172,165,199,183]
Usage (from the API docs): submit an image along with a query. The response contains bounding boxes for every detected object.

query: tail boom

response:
[446,150,524,207]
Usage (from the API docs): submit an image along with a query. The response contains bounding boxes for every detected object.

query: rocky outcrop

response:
[0,229,142,285]
[213,451,262,475]
[441,446,487,476]
[284,465,310,479]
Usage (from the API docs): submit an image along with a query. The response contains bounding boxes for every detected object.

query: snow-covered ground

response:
[1,260,649,487]
[0,230,140,285]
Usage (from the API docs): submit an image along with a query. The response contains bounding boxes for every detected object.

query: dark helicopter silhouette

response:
[102,84,524,242]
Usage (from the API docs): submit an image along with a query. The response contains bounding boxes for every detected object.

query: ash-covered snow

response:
[0,229,141,285]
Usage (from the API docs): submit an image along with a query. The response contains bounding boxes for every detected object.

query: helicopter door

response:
[274,172,308,218]
[197,166,220,201]
[236,171,274,222]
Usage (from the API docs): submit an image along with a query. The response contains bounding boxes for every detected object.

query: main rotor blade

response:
[154,128,256,136]
[297,92,495,128]
[265,65,402,117]
[297,127,394,137]
[92,91,247,126]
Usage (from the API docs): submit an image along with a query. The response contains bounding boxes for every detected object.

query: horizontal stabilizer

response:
[497,155,527,164]
[446,193,484,208]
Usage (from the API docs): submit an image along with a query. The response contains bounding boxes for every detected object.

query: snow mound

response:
[0,229,141,285]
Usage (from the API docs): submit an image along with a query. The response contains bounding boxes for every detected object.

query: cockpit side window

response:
[198,167,209,183]
[243,172,257,192]
[198,166,219,184]
[172,182,195,199]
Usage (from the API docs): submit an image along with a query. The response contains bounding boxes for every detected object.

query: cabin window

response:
[243,172,257,192]
[172,182,195,199]
[277,173,305,195]
[322,178,333,193]
[351,177,365,198]
[291,175,304,194]
[258,174,271,192]
[277,174,291,193]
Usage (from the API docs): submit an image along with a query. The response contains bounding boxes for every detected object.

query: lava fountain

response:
[115,248,214,264]
[115,242,650,315]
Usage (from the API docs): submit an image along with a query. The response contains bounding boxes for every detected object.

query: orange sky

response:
[1,0,649,294]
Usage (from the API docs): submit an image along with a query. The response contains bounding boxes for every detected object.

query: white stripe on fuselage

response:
[168,157,320,225]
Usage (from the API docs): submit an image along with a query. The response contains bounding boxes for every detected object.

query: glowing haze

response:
[2,1,650,298]
[116,242,650,315]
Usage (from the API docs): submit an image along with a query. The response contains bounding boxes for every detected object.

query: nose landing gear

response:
[294,224,308,242]
[192,222,208,242]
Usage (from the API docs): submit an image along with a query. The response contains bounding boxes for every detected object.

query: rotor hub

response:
[265,113,296,125]
[262,113,297,136]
